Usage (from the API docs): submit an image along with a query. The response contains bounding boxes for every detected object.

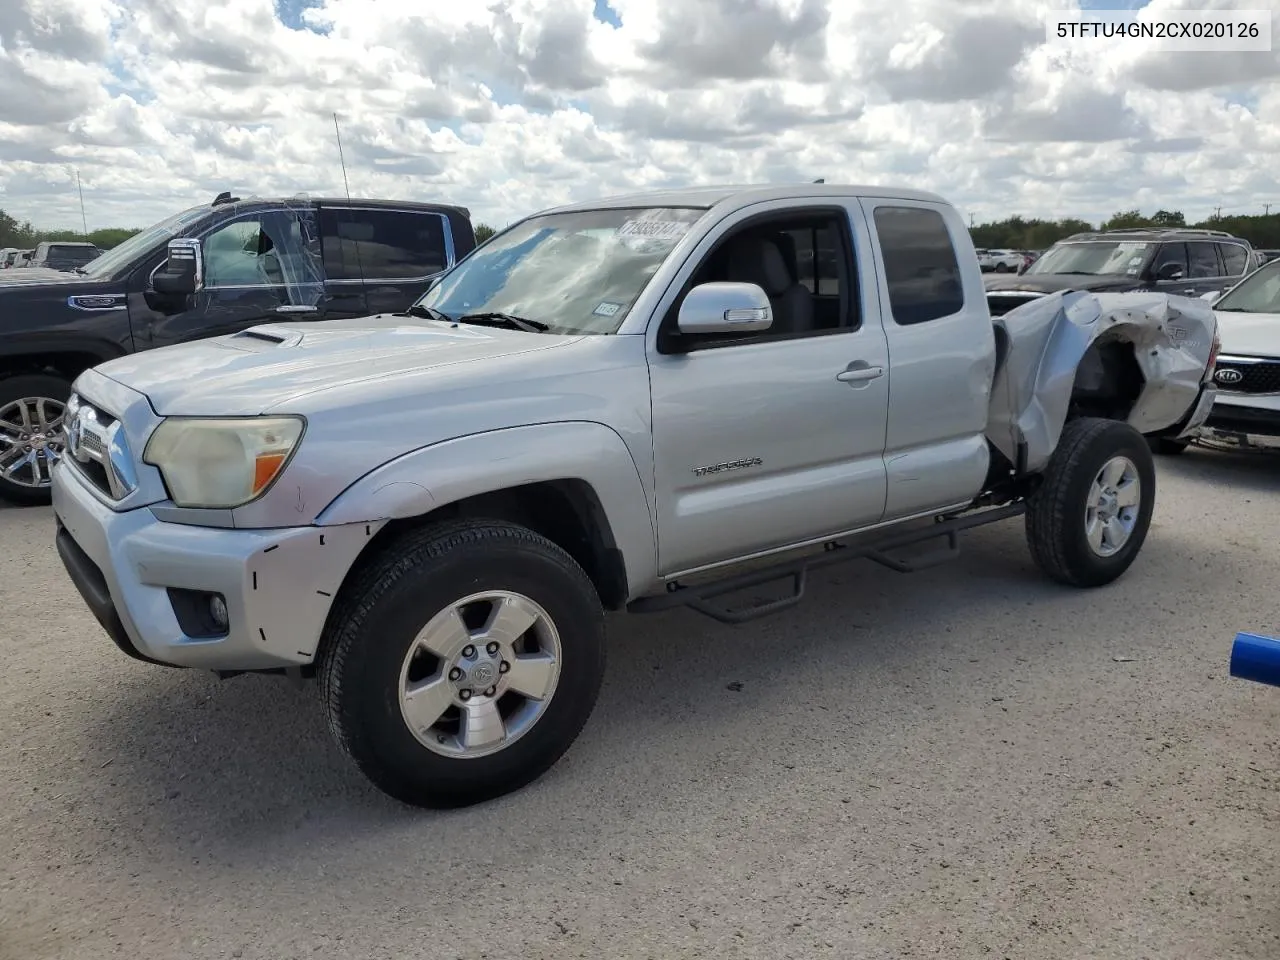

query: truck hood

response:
[985,273,1141,294]
[0,267,88,286]
[93,314,572,416]
[0,273,127,337]
[1213,310,1280,359]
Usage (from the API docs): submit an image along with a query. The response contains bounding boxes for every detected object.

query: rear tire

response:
[0,373,73,506]
[318,518,606,809]
[1026,418,1156,587]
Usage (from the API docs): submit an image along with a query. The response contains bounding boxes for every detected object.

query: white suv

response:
[977,249,1023,273]
[1193,258,1280,451]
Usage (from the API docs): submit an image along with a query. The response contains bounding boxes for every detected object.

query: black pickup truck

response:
[0,192,476,505]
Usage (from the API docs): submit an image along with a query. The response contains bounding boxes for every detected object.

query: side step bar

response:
[627,503,1026,625]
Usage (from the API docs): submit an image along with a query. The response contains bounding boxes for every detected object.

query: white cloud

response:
[0,0,1276,233]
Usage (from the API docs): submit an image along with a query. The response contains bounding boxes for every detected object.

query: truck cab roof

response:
[205,194,472,220]
[540,183,951,216]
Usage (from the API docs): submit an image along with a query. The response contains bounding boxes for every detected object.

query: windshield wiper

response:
[453,312,549,333]
[400,304,453,322]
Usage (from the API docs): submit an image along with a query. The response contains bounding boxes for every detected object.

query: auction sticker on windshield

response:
[617,220,690,240]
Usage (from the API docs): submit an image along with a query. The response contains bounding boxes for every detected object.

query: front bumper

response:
[51,459,382,671]
[1194,394,1280,450]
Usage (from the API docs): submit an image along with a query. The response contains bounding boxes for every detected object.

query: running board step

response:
[865,530,961,573]
[627,503,1025,624]
[686,568,808,625]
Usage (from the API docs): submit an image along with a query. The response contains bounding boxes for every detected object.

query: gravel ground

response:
[2,446,1278,960]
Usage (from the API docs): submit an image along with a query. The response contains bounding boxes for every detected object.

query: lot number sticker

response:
[617,220,690,240]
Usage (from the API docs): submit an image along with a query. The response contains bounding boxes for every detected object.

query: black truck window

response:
[872,205,965,325]
[320,208,449,281]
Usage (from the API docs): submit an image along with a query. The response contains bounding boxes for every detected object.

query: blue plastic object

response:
[1230,632,1280,688]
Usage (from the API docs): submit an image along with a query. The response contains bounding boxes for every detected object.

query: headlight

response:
[143,416,305,509]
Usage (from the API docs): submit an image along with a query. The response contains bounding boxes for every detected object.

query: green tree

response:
[970,216,1096,251]
[1101,209,1151,231]
[474,223,496,244]
[0,207,144,251]
[88,228,141,249]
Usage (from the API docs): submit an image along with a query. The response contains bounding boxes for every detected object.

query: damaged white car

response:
[50,185,1219,808]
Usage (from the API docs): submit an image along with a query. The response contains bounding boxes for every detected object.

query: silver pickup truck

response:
[49,184,1219,808]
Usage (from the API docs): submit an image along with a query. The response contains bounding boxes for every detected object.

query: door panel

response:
[138,207,328,349]
[1151,242,1200,299]
[858,199,995,520]
[648,333,890,575]
[318,206,452,319]
[646,199,891,577]
[1183,241,1225,297]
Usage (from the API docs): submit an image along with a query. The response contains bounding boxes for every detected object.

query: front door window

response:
[202,208,325,308]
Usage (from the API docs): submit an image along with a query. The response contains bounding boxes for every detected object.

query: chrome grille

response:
[64,396,137,500]
[1213,357,1280,395]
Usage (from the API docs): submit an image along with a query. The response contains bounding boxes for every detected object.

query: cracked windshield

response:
[418,207,707,334]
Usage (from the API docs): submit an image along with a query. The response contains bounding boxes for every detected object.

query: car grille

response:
[1213,357,1280,395]
[64,398,134,500]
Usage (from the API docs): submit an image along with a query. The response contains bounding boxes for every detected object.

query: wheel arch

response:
[989,290,1213,475]
[314,422,658,610]
[0,338,125,383]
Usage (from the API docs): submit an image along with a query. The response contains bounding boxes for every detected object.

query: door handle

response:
[836,365,885,384]
[275,304,319,314]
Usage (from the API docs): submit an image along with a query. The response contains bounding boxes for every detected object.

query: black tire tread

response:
[316,517,605,807]
[1026,417,1155,588]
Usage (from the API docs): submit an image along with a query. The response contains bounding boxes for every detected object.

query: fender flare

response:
[313,421,658,597]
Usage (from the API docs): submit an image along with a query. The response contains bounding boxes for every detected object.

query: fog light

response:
[209,594,229,631]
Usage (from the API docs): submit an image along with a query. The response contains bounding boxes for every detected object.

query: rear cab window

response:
[871,205,965,325]
[319,208,450,281]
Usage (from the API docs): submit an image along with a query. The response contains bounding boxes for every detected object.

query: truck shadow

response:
[62,513,1238,871]
[1163,444,1280,495]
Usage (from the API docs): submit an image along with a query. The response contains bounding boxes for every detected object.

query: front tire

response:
[318,519,606,809]
[1026,418,1156,587]
[0,373,73,506]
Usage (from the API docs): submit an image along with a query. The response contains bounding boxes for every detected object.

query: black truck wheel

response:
[0,373,73,506]
[318,518,607,809]
[1026,417,1157,588]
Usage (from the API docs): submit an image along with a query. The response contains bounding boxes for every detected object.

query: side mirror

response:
[677,281,773,335]
[152,238,203,296]
[1200,290,1221,304]
[1156,261,1184,282]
